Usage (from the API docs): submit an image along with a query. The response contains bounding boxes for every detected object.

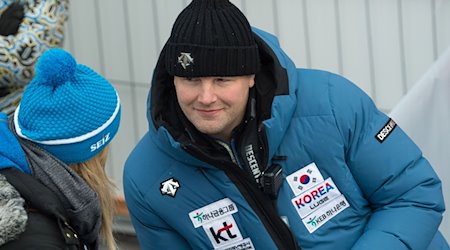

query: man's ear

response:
[249,74,256,88]
[0,3,25,36]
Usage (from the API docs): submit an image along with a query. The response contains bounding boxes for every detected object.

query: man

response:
[123,0,449,249]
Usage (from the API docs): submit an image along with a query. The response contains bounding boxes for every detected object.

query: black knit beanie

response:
[165,0,260,77]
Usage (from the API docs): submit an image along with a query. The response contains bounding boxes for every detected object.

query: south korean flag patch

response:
[286,162,324,196]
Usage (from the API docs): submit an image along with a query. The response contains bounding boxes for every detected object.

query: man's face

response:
[174,75,255,142]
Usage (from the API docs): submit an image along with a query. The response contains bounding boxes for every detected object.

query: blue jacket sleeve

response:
[328,73,445,250]
[123,166,192,250]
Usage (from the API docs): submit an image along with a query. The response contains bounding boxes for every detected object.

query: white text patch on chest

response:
[302,195,349,233]
[189,198,238,228]
[217,238,254,250]
[203,215,243,249]
[291,177,342,218]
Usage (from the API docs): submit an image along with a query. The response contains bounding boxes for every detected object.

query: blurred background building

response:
[62,0,450,247]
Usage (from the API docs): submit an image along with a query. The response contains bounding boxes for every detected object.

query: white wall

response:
[63,0,450,239]
[390,47,450,244]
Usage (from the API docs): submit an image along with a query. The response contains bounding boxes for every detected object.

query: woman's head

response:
[13,48,121,165]
[13,48,121,250]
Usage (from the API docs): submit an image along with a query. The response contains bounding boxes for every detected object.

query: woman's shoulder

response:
[0,168,82,250]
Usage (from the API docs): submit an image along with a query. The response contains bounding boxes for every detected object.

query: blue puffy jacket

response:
[123,28,449,250]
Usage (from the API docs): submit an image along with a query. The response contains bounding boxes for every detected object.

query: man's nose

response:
[198,82,217,104]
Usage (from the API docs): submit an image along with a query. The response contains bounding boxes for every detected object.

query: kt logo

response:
[209,222,237,244]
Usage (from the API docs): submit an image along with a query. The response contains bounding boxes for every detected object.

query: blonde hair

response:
[70,146,117,250]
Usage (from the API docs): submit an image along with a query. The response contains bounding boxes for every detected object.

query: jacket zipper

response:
[183,145,300,250]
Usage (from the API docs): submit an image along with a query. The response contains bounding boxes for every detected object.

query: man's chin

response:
[197,128,220,136]
[196,126,223,138]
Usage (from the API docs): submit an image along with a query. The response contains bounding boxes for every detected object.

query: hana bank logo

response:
[306,216,317,227]
[193,212,204,223]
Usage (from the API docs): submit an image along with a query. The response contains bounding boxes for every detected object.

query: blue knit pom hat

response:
[13,48,121,164]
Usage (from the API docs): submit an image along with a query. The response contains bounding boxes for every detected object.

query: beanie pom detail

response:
[35,48,76,86]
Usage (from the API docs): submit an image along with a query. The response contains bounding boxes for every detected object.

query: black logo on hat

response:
[177,52,194,69]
